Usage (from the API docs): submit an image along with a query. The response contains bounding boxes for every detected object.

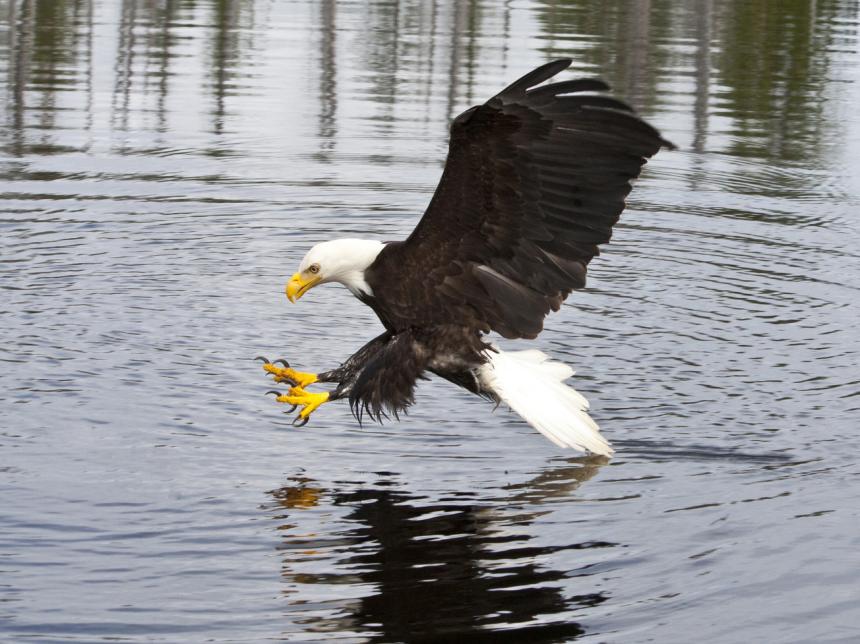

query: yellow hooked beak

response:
[286,272,321,302]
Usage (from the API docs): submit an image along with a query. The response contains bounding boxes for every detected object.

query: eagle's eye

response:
[308,263,320,275]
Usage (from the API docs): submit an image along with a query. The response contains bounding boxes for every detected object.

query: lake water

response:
[2,1,859,642]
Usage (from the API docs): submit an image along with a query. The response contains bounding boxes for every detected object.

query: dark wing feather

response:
[366,59,673,339]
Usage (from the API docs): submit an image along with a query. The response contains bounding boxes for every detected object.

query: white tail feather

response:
[478,348,614,456]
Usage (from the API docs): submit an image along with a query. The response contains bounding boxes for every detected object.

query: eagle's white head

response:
[286,238,385,302]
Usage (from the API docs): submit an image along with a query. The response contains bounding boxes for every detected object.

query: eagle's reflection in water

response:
[267,459,612,642]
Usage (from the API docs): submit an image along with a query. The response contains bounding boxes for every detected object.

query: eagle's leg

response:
[258,333,392,424]
[257,357,318,388]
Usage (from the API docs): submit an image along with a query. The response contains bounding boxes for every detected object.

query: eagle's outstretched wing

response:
[366,59,673,339]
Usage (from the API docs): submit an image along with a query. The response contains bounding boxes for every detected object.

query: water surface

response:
[2,1,859,642]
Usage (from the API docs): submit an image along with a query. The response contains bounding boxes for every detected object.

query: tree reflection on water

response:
[4,0,855,166]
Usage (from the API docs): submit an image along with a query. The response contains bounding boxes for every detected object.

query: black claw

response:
[265,390,281,397]
[282,404,298,413]
[292,415,309,428]
[274,359,290,368]
[255,356,270,363]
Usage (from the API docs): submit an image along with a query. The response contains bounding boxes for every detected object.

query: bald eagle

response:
[259,59,672,456]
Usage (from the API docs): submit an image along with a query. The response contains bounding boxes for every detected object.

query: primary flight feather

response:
[259,59,673,456]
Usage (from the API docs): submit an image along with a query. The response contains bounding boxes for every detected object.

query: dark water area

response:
[2,1,859,641]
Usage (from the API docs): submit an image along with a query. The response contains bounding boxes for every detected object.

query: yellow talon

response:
[297,391,329,420]
[274,387,330,420]
[263,363,318,388]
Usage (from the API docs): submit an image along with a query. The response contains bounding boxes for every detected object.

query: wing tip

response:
[500,58,573,96]
[660,137,678,151]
